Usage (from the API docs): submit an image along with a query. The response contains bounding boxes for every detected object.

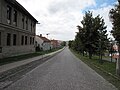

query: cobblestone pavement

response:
[4,47,117,90]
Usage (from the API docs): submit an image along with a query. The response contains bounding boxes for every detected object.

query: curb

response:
[93,64,120,81]
[0,47,65,73]
[0,47,65,89]
[70,49,120,81]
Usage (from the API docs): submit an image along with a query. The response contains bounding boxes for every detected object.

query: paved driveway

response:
[4,47,117,90]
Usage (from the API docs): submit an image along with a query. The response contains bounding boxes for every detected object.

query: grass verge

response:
[0,47,63,66]
[70,49,120,90]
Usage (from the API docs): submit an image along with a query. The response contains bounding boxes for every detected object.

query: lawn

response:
[70,49,120,89]
[0,47,63,65]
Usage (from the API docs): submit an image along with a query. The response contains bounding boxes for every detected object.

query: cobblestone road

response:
[4,47,117,90]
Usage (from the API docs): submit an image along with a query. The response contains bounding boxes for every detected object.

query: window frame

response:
[13,34,17,46]
[7,5,12,24]
[7,33,11,46]
[26,18,28,30]
[0,32,1,46]
[30,37,32,45]
[33,37,34,45]
[22,15,25,29]
[25,36,27,45]
[13,10,17,26]
[21,35,24,45]
[31,22,32,32]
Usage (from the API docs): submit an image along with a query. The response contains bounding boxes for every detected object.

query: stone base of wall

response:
[0,45,35,59]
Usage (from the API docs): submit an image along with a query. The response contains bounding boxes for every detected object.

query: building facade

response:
[51,40,59,49]
[0,0,38,58]
[35,35,52,51]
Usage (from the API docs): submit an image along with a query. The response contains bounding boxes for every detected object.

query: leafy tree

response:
[81,11,100,59]
[61,41,66,46]
[109,0,120,43]
[109,0,120,76]
[68,40,74,48]
[77,11,108,59]
[96,16,108,63]
[76,25,86,56]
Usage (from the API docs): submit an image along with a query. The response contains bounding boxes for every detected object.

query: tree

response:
[80,11,95,59]
[96,16,108,63]
[109,0,120,43]
[68,40,74,48]
[109,0,120,76]
[74,26,85,54]
[61,41,66,46]
[78,11,108,59]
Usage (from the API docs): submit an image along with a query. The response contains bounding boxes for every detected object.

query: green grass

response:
[0,47,63,66]
[70,49,120,89]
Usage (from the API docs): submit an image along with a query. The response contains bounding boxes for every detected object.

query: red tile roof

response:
[38,36,50,42]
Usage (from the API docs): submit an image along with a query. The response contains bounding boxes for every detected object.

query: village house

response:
[0,0,38,58]
[51,40,62,49]
[35,34,52,51]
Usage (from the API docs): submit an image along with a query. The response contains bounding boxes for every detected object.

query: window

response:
[13,34,16,46]
[30,37,32,45]
[22,15,25,29]
[7,33,11,46]
[33,37,34,44]
[0,47,2,53]
[31,22,32,32]
[33,23,35,32]
[25,36,27,45]
[26,18,28,30]
[13,10,17,26]
[7,6,11,24]
[0,32,1,45]
[21,35,24,45]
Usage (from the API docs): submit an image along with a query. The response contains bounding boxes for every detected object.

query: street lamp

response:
[46,33,50,38]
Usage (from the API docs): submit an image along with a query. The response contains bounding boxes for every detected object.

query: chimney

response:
[40,34,42,37]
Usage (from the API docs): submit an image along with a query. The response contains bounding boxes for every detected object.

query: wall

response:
[42,42,51,51]
[0,0,36,59]
[1,45,35,58]
[35,36,43,48]
[0,0,2,23]
[1,0,36,34]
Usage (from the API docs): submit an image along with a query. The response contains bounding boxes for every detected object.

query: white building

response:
[35,34,52,51]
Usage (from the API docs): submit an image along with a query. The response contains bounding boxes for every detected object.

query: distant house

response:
[0,0,38,58]
[51,40,62,49]
[35,34,51,51]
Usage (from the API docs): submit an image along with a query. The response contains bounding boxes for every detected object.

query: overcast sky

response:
[16,0,117,41]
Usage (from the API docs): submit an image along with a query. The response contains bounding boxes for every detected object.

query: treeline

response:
[69,0,120,62]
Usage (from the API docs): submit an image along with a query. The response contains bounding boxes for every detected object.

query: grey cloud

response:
[48,0,79,14]
[48,0,96,14]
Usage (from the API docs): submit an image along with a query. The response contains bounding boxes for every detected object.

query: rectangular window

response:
[0,48,1,53]
[13,10,17,26]
[33,37,34,44]
[30,37,32,45]
[31,22,32,32]
[0,32,1,45]
[33,23,35,32]
[26,18,28,30]
[13,34,16,46]
[7,6,11,24]
[25,36,27,45]
[7,33,11,46]
[21,35,24,45]
[22,15,25,29]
